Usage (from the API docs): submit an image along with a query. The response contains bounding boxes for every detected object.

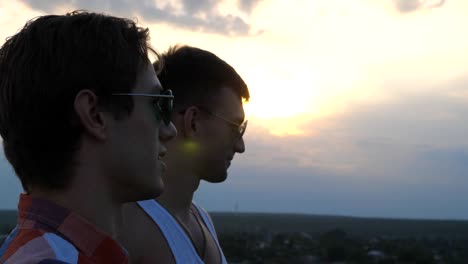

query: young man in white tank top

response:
[118,46,250,264]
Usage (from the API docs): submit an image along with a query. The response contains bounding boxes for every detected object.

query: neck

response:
[31,169,122,239]
[156,169,200,221]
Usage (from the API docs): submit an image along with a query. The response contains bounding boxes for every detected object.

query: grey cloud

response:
[245,102,468,181]
[394,0,425,13]
[21,0,259,36]
[196,155,468,219]
[393,0,446,13]
[420,148,468,178]
[238,0,263,14]
[303,73,468,153]
[180,0,217,14]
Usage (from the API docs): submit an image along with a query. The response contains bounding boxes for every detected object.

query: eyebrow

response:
[237,118,246,124]
[231,115,245,124]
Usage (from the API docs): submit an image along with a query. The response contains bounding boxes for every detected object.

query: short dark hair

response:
[0,11,156,192]
[154,45,250,112]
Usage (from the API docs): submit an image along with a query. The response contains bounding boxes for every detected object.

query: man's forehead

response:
[144,74,163,94]
[134,63,162,93]
[214,92,245,121]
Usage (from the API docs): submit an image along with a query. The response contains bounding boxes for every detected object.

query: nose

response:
[159,121,177,142]
[234,136,245,153]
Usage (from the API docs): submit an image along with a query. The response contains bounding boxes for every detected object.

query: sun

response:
[241,71,326,136]
[240,63,369,137]
[243,70,321,119]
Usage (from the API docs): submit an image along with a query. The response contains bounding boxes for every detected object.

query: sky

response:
[1,0,467,220]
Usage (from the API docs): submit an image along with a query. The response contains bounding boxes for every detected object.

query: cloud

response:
[245,77,468,174]
[176,0,260,14]
[197,148,468,219]
[238,0,263,14]
[20,0,262,36]
[393,0,446,13]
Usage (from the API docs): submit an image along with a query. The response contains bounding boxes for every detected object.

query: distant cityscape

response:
[2,211,468,263]
[219,229,468,263]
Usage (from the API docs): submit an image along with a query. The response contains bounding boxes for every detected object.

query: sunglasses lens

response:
[161,99,172,125]
[160,90,173,125]
[239,120,248,137]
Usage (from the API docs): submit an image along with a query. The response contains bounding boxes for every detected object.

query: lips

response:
[157,147,167,172]
[159,159,167,172]
[158,146,167,159]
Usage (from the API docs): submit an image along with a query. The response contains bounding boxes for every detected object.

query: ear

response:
[74,89,107,141]
[181,106,201,138]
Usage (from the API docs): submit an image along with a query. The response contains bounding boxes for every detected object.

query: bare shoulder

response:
[118,202,175,264]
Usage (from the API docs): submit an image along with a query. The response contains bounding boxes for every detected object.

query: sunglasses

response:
[198,107,248,139]
[112,89,174,125]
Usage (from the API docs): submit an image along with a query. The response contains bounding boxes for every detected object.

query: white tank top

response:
[137,199,228,264]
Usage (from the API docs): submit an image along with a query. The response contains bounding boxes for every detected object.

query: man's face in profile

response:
[196,87,246,183]
[106,63,175,201]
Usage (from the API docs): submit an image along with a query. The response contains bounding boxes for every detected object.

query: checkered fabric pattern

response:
[0,194,128,264]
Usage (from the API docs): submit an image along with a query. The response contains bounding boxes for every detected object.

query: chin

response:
[133,178,164,201]
[205,172,228,183]
[150,178,165,197]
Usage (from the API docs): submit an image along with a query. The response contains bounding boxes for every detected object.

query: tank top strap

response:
[137,200,203,264]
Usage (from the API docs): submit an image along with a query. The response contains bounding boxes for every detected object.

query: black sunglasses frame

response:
[112,89,174,125]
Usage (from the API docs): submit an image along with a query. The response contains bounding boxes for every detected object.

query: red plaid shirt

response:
[0,194,128,264]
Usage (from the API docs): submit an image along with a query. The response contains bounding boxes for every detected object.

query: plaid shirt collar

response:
[17,193,128,260]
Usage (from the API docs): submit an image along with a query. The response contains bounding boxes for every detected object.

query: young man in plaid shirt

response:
[0,11,176,263]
